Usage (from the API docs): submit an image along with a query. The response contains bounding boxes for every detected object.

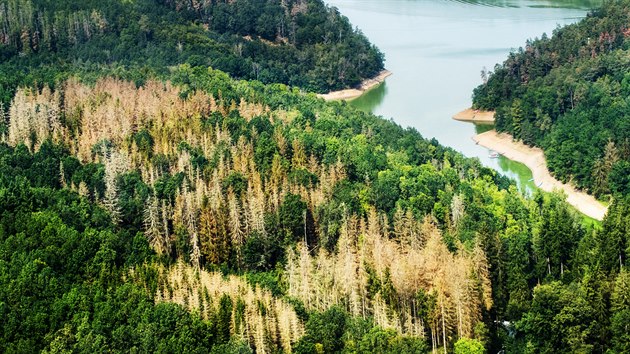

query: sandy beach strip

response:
[453,108,495,123]
[474,130,608,220]
[318,70,392,101]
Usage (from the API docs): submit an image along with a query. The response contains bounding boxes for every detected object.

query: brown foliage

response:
[157,261,304,353]
[286,210,492,348]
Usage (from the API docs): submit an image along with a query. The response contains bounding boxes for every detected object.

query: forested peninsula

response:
[472,0,630,199]
[0,0,629,353]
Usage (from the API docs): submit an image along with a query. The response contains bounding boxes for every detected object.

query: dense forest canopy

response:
[0,0,384,103]
[472,0,630,198]
[0,0,629,353]
[2,65,629,353]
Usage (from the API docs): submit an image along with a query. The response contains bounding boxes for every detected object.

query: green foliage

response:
[222,172,248,196]
[295,310,428,354]
[244,269,286,297]
[468,6,630,347]
[295,306,348,354]
[532,192,582,281]
[242,230,285,272]
[355,327,428,354]
[0,0,384,102]
[2,0,629,351]
[609,160,630,195]
[515,282,596,353]
[454,338,486,354]
[494,197,630,353]
[472,0,630,196]
[611,271,630,352]
[210,340,253,354]
[0,144,224,353]
[132,129,154,159]
[279,193,308,242]
[126,65,628,352]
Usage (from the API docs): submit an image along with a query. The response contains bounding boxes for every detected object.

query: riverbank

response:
[453,108,495,123]
[474,130,608,220]
[318,70,392,101]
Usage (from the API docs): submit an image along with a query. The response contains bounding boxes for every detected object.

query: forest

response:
[472,0,630,198]
[0,0,384,104]
[1,0,630,353]
[2,66,630,353]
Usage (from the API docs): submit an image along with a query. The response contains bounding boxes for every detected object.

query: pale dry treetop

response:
[8,86,61,150]
[286,210,492,352]
[102,148,128,224]
[156,261,304,353]
[4,76,494,350]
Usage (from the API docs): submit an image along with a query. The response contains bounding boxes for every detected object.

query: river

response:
[326,0,600,195]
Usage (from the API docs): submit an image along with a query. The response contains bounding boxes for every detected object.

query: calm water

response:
[326,0,600,194]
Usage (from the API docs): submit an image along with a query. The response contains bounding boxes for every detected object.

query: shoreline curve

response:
[474,130,608,221]
[318,70,392,101]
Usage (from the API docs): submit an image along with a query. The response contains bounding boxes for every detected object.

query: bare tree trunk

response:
[441,300,447,354]
[547,257,551,275]
[431,324,436,353]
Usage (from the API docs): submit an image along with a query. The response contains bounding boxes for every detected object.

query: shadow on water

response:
[497,155,537,195]
[349,82,388,113]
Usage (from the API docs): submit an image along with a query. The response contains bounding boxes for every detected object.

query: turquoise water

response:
[326,0,599,193]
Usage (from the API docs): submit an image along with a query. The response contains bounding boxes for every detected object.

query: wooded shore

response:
[474,130,608,220]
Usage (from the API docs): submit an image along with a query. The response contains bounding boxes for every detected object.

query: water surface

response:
[327,0,600,194]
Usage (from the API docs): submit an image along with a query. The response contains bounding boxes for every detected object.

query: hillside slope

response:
[1,1,629,353]
[472,0,630,197]
[0,0,384,104]
[3,64,629,352]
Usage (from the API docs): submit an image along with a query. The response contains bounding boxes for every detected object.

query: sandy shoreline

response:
[453,108,495,123]
[474,130,608,220]
[318,70,392,101]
